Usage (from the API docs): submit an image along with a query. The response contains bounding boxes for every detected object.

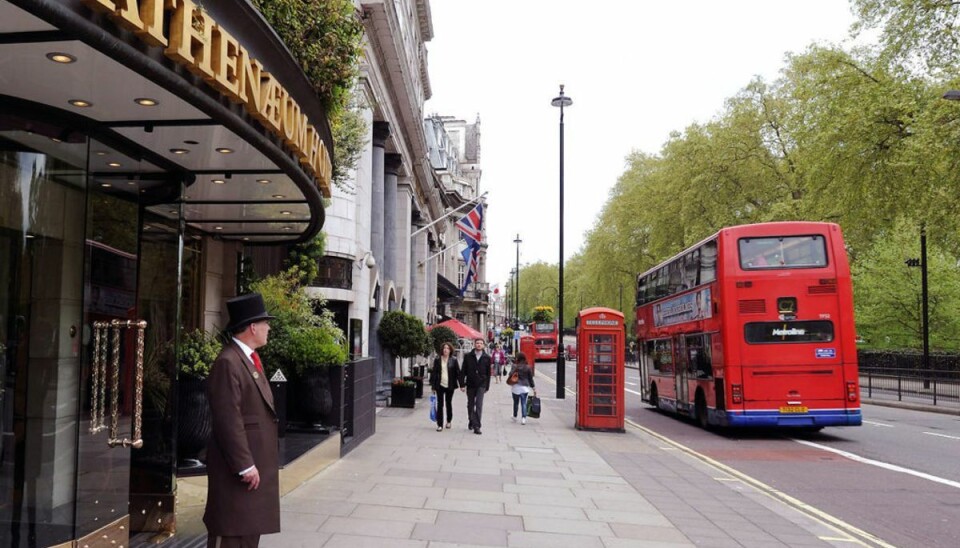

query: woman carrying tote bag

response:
[507,353,536,425]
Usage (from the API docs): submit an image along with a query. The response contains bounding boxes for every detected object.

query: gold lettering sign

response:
[81,0,333,195]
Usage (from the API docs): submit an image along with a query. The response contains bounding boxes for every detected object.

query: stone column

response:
[383,153,402,286]
[370,122,389,401]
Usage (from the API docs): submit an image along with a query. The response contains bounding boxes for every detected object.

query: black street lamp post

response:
[552,85,572,399]
[514,234,522,329]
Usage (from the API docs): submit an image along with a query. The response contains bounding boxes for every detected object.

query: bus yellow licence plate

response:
[779,406,808,414]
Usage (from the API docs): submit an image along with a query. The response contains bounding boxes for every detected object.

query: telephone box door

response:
[575,308,625,432]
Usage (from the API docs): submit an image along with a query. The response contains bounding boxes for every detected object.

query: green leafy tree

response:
[377,311,431,359]
[429,326,459,355]
[853,219,960,350]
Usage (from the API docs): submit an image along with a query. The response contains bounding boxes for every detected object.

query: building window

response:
[315,256,353,289]
[457,261,465,288]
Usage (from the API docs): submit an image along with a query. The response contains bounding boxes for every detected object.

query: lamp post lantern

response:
[552,84,572,399]
[513,234,522,329]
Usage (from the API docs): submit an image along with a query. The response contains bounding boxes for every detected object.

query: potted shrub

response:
[390,378,416,408]
[252,273,348,427]
[378,310,431,405]
[176,328,222,467]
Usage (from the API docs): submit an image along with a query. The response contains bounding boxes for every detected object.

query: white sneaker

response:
[521,417,526,425]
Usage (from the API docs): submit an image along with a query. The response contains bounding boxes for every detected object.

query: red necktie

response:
[251,351,263,373]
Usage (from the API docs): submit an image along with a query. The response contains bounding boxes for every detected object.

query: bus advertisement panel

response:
[636,222,861,429]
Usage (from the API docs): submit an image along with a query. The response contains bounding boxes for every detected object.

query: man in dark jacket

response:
[461,338,491,434]
[204,293,278,547]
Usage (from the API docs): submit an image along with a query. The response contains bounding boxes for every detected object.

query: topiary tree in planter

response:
[377,310,430,385]
[429,325,459,355]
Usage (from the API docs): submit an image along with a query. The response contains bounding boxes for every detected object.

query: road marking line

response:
[626,388,642,396]
[625,418,892,548]
[792,439,960,489]
[923,431,960,441]
[863,420,894,428]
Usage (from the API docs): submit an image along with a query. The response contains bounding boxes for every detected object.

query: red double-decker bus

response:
[529,321,559,361]
[636,222,861,429]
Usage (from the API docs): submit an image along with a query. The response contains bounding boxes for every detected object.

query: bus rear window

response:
[744,321,834,343]
[533,322,555,333]
[739,235,827,270]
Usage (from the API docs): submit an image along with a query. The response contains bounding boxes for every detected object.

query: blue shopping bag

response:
[429,393,437,422]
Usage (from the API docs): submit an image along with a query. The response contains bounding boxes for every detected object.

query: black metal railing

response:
[860,366,960,409]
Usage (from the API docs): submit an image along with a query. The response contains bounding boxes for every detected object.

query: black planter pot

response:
[296,367,333,424]
[403,376,424,399]
[177,376,212,464]
[390,383,416,408]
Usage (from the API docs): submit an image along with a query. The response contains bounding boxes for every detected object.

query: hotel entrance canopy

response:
[0,0,333,243]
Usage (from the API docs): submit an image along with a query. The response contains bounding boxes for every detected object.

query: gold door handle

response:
[93,319,147,449]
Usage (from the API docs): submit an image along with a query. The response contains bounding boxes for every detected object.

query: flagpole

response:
[418,240,464,266]
[410,192,488,238]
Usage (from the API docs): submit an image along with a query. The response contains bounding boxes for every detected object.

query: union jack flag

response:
[456,203,484,296]
[455,203,484,248]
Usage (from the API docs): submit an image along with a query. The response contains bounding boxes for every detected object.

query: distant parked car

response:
[565,343,577,361]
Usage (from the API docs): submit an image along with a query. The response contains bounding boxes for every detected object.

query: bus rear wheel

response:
[695,392,709,429]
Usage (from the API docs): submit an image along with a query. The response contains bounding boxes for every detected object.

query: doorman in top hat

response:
[204,293,278,548]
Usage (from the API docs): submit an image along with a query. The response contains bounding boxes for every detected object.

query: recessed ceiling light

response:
[68,99,92,108]
[100,183,112,188]
[95,150,108,156]
[168,209,177,214]
[214,226,223,231]
[243,237,250,241]
[107,162,121,167]
[280,210,292,215]
[170,148,189,155]
[215,147,234,154]
[271,194,286,199]
[46,52,76,64]
[127,180,137,185]
[212,179,225,184]
[282,226,292,231]
[257,179,271,184]
[134,98,159,106]
[50,137,62,143]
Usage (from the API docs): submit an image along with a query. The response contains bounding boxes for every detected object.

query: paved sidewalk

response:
[260,379,855,547]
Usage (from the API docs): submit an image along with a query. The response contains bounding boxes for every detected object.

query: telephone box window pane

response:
[591,406,614,415]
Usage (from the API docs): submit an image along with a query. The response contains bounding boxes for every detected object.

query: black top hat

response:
[226,293,275,332]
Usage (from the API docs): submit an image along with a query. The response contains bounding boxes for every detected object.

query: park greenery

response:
[508,0,960,352]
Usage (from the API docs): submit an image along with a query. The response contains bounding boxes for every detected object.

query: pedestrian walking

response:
[204,293,279,548]
[507,352,536,425]
[460,338,491,434]
[490,344,506,383]
[429,342,461,431]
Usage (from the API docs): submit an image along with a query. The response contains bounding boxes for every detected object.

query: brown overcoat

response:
[203,342,280,536]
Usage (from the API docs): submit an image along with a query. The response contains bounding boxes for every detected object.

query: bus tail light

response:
[732,383,743,404]
[847,382,858,402]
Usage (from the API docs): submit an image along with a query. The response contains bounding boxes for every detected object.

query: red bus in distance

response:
[530,321,559,361]
[636,221,861,429]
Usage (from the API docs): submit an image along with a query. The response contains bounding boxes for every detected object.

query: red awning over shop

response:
[429,318,483,340]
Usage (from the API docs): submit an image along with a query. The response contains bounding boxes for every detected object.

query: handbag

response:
[506,370,519,385]
[429,393,437,422]
[502,366,507,376]
[526,395,541,419]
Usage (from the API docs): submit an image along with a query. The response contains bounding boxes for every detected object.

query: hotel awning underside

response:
[0,0,333,243]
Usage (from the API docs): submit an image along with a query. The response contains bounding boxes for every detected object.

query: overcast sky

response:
[423,0,860,290]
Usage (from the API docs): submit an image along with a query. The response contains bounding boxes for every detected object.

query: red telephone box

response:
[576,307,625,432]
[519,335,536,372]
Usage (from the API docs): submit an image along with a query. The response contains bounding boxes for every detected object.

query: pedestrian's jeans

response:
[466,385,486,430]
[512,391,528,418]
